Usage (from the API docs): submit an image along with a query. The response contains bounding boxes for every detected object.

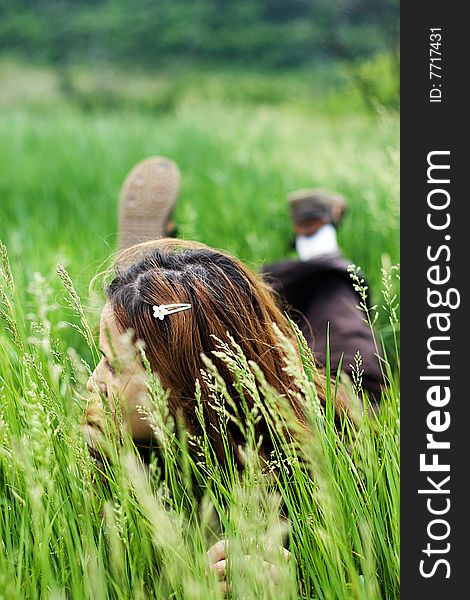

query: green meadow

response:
[0,65,399,599]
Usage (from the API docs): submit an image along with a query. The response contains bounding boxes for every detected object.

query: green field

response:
[0,95,399,326]
[0,68,400,599]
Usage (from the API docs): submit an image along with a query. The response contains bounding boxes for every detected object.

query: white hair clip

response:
[153,303,192,320]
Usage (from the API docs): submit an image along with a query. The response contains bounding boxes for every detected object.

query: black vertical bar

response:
[401,4,467,598]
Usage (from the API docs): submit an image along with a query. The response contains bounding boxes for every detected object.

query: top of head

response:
[105,238,293,397]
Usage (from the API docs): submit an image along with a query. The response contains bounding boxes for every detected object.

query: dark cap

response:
[287,188,347,224]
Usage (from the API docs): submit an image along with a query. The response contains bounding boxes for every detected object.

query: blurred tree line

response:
[1,0,398,70]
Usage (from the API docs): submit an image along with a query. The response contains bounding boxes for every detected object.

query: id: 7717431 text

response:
[429,28,442,103]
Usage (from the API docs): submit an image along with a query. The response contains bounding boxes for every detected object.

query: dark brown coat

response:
[262,253,384,402]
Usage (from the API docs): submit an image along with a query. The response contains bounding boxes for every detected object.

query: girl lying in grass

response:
[82,237,356,590]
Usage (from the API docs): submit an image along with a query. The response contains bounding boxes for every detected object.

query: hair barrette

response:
[153,303,192,320]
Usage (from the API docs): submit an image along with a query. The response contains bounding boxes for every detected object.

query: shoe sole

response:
[118,156,181,251]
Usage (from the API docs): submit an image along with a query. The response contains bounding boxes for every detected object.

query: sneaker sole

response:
[118,156,181,251]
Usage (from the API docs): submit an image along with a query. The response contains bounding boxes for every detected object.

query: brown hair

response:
[105,238,333,466]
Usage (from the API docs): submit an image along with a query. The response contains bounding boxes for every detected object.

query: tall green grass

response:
[0,242,399,599]
[0,70,399,597]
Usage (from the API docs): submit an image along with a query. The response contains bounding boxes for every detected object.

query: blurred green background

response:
[0,0,399,111]
[0,0,399,352]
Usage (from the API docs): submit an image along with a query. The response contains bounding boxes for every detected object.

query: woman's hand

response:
[207,539,291,594]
